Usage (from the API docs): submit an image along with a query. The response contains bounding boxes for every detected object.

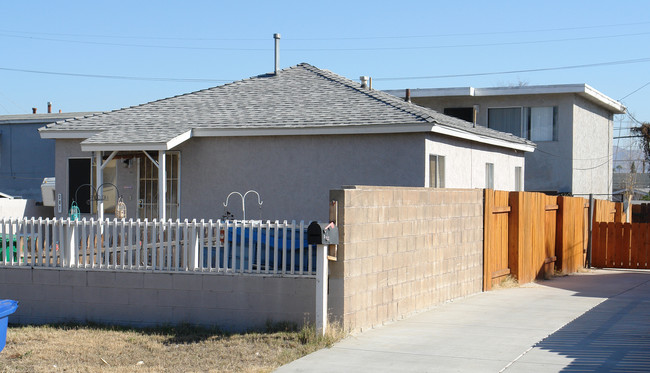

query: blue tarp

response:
[202,226,315,271]
[0,300,18,352]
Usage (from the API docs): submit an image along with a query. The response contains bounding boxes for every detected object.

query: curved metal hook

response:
[222,190,263,220]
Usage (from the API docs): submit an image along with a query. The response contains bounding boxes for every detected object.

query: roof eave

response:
[39,129,99,139]
[430,124,536,153]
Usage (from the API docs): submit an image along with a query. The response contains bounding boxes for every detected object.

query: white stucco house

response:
[39,63,534,222]
[386,85,626,198]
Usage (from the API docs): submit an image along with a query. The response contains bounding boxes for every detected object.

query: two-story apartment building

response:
[386,84,626,197]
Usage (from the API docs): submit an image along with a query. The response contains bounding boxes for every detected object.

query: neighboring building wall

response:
[571,95,613,197]
[328,186,484,331]
[424,134,525,190]
[0,267,314,331]
[412,94,577,193]
[0,123,55,200]
[178,134,425,222]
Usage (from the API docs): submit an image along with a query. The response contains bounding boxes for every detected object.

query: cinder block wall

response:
[0,267,314,331]
[329,186,484,331]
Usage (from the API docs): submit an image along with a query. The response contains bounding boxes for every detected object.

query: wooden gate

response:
[592,222,650,269]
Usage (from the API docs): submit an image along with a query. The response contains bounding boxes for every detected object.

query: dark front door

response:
[68,158,92,214]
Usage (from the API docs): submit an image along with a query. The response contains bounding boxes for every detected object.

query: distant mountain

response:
[613,145,646,173]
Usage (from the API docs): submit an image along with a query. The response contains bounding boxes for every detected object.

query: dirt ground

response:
[0,322,343,372]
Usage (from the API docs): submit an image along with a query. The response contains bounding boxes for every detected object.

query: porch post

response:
[95,151,104,221]
[158,151,167,221]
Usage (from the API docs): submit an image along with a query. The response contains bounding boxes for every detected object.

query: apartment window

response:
[488,106,558,141]
[429,154,445,188]
[443,107,474,122]
[486,163,494,189]
[515,166,522,191]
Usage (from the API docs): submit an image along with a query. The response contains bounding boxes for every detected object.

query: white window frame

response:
[486,163,494,189]
[515,166,522,191]
[488,106,558,141]
[429,154,445,188]
[137,151,181,220]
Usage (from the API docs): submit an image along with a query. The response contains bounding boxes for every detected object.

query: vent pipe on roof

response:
[47,102,52,113]
[405,89,411,103]
[360,76,369,89]
[32,108,37,114]
[274,33,281,75]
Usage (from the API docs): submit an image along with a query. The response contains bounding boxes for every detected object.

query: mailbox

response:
[307,221,339,245]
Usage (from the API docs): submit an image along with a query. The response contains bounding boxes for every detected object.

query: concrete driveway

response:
[276,269,650,372]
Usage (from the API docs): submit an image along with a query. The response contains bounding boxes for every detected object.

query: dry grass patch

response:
[491,275,519,290]
[0,321,345,372]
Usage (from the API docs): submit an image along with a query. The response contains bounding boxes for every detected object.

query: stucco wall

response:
[328,187,484,331]
[571,96,613,197]
[0,267,314,331]
[55,132,525,222]
[0,123,55,200]
[178,134,425,222]
[424,134,525,190]
[412,94,578,193]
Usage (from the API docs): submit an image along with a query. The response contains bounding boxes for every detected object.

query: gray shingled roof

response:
[40,63,534,149]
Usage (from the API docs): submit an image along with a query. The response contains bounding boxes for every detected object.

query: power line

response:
[0,33,269,51]
[3,20,649,41]
[2,31,650,52]
[374,57,650,81]
[620,80,650,100]
[0,66,232,83]
[287,31,650,51]
[2,56,650,85]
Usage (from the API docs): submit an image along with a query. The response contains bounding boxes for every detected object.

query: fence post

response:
[316,244,328,336]
[586,194,594,268]
[65,219,78,267]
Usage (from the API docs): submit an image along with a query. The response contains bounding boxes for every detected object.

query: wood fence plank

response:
[639,224,650,269]
[614,223,624,268]
[631,223,640,268]
[606,222,615,267]
[483,189,492,291]
[623,223,632,268]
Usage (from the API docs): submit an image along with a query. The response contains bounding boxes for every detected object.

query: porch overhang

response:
[79,128,193,152]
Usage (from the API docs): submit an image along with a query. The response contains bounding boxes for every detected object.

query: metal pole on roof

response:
[95,152,104,221]
[158,151,167,221]
[274,33,281,75]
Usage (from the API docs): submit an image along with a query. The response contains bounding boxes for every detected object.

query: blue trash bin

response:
[0,300,18,352]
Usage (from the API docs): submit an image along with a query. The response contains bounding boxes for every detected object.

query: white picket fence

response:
[0,218,317,277]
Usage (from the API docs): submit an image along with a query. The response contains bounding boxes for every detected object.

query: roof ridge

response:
[297,63,437,123]
[44,65,306,129]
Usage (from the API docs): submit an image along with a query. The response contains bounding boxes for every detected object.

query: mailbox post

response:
[308,221,339,336]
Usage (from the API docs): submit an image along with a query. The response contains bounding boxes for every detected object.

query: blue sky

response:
[1,0,649,140]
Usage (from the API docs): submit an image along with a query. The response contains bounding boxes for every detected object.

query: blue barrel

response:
[0,300,18,352]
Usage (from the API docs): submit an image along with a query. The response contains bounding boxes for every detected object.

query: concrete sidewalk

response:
[276,269,650,372]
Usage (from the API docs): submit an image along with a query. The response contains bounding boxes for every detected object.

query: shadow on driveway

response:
[513,270,650,372]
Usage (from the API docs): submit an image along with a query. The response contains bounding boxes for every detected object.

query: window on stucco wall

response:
[488,106,558,141]
[486,163,494,189]
[429,154,445,188]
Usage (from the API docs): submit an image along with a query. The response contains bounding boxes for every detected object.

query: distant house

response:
[385,84,626,197]
[612,173,650,202]
[40,63,534,222]
[0,112,96,200]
